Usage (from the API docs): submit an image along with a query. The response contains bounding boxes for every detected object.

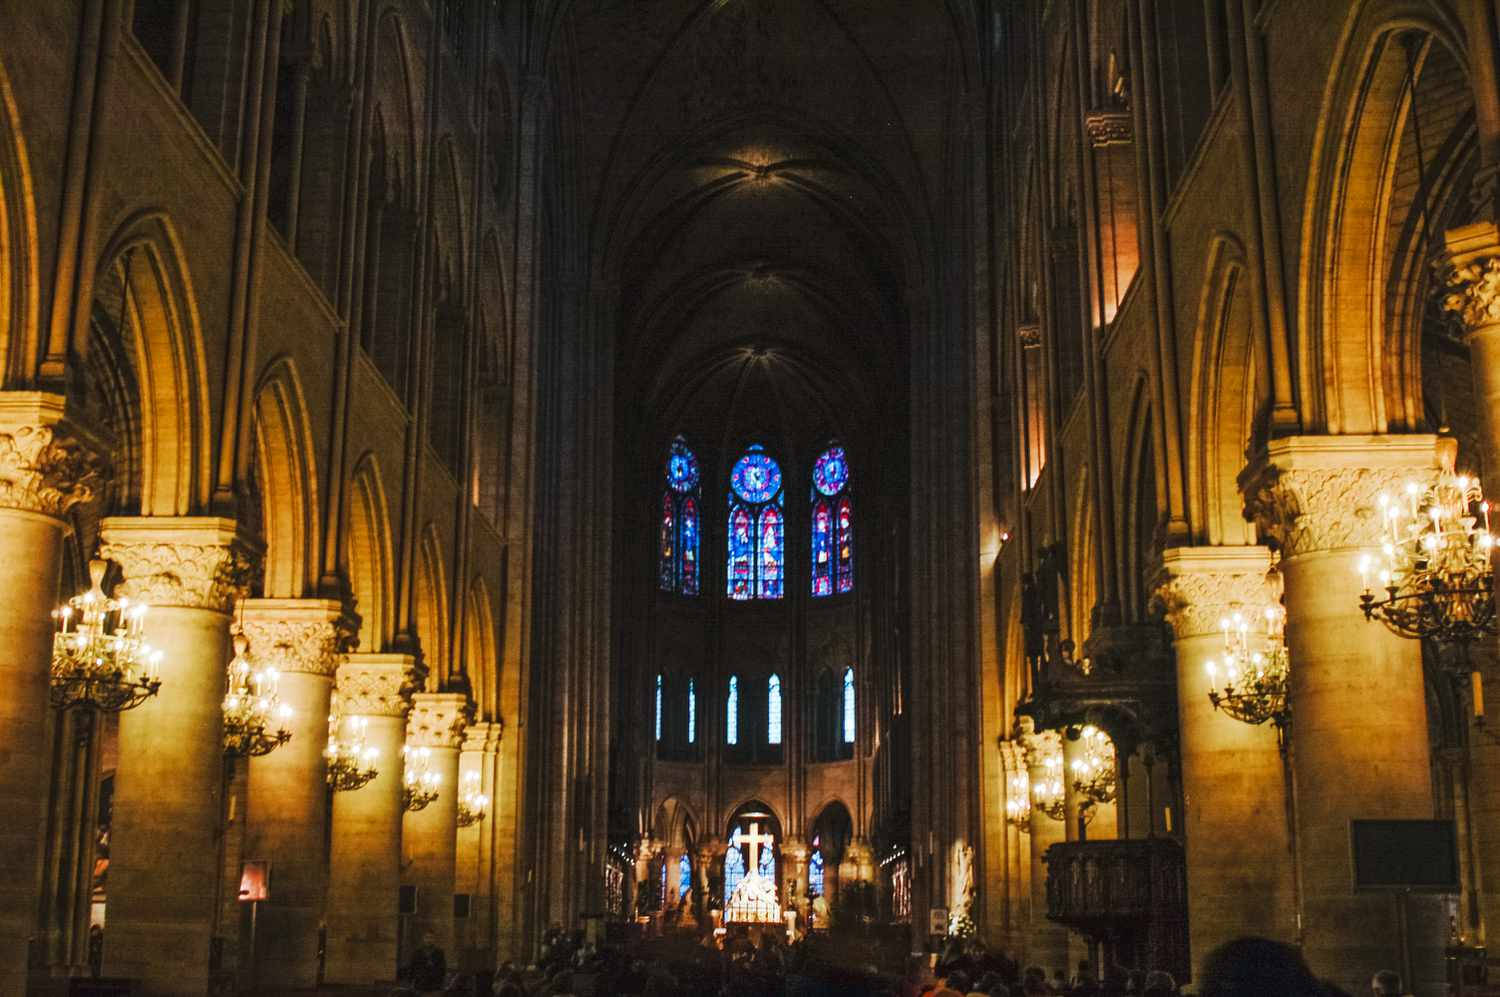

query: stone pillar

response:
[324,653,415,985]
[99,517,258,995]
[1154,545,1297,979]
[1020,720,1070,973]
[782,838,809,922]
[1243,435,1446,995]
[634,836,658,916]
[238,598,352,988]
[1439,224,1500,942]
[455,721,501,971]
[403,692,467,962]
[0,396,105,995]
[696,837,720,921]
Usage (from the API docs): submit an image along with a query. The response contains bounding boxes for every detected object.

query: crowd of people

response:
[399,929,1413,996]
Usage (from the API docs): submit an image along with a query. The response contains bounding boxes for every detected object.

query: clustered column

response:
[99,516,257,996]
[324,652,416,984]
[1019,718,1069,971]
[403,691,469,960]
[1154,545,1296,979]
[456,720,502,967]
[1244,436,1446,994]
[239,598,353,988]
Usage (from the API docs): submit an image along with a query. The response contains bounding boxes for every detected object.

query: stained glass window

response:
[659,438,701,597]
[726,445,784,600]
[655,673,663,742]
[811,446,853,596]
[758,841,776,882]
[724,827,746,904]
[842,667,855,743]
[768,674,782,744]
[809,835,824,897]
[660,856,668,904]
[687,679,696,744]
[727,675,739,745]
[678,852,692,899]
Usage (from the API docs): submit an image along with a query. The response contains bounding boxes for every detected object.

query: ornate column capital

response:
[461,720,503,754]
[1239,435,1440,560]
[334,652,416,717]
[99,516,261,612]
[407,691,470,749]
[0,391,109,519]
[239,598,356,676]
[1017,716,1061,769]
[1151,546,1277,640]
[1437,221,1500,331]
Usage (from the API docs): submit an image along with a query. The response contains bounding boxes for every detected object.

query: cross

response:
[733,820,775,878]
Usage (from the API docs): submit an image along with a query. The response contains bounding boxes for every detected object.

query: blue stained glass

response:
[842,667,855,743]
[758,842,776,881]
[728,505,753,600]
[655,673,663,742]
[758,504,784,599]
[724,828,745,904]
[836,496,854,594]
[660,856,668,903]
[680,497,699,595]
[666,438,700,493]
[727,676,739,745]
[811,498,833,597]
[809,841,824,897]
[658,492,676,592]
[687,678,696,744]
[768,674,782,744]
[813,446,849,496]
[731,448,782,503]
[679,852,692,898]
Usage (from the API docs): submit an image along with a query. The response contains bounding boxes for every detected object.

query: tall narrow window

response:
[768,674,783,745]
[659,438,701,596]
[727,445,784,600]
[811,445,853,596]
[687,679,697,744]
[724,826,746,903]
[678,852,692,899]
[655,673,663,742]
[842,667,855,744]
[727,675,740,745]
[809,835,824,897]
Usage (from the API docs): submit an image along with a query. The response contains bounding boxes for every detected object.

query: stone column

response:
[238,598,353,988]
[324,653,415,985]
[782,838,809,924]
[1439,224,1500,941]
[1154,545,1297,979]
[1020,719,1070,973]
[1243,435,1446,995]
[634,836,658,916]
[455,721,501,971]
[404,692,467,961]
[99,517,258,995]
[0,395,105,996]
[696,837,721,923]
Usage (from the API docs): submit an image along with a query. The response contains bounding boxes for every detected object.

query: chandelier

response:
[1005,770,1032,831]
[402,745,441,812]
[50,558,162,712]
[325,710,379,792]
[1358,443,1496,657]
[1030,747,1067,822]
[1206,605,1291,733]
[1069,725,1117,805]
[456,771,489,827]
[222,630,292,757]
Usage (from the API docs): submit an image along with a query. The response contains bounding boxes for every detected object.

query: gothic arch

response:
[722,797,783,841]
[653,796,698,851]
[93,212,212,516]
[415,523,450,689]
[252,355,320,599]
[1297,5,1471,434]
[1119,377,1158,619]
[345,452,394,652]
[372,10,420,202]
[0,52,37,385]
[464,575,498,717]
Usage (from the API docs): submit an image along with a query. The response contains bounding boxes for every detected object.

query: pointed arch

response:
[0,52,38,385]
[345,452,394,652]
[415,524,450,689]
[251,356,320,598]
[464,575,498,717]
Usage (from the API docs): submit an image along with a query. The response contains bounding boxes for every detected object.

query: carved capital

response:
[0,392,108,518]
[1239,436,1439,559]
[1085,110,1132,147]
[461,720,503,754]
[1437,222,1500,331]
[407,691,471,749]
[239,598,356,676]
[335,653,416,717]
[99,517,260,612]
[1017,716,1061,769]
[1017,323,1042,349]
[1151,546,1277,640]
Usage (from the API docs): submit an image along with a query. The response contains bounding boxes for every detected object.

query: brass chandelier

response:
[456,771,489,827]
[402,745,441,812]
[1069,724,1117,805]
[222,630,293,757]
[1004,770,1031,831]
[1030,745,1067,822]
[325,709,379,792]
[49,559,162,712]
[1358,442,1496,658]
[1206,605,1291,733]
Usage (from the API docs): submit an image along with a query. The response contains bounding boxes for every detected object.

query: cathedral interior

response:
[6,1,1500,995]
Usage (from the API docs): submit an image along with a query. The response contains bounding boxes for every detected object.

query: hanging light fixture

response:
[1030,746,1067,822]
[325,707,379,792]
[222,629,293,757]
[1005,770,1032,831]
[1069,725,1117,805]
[1206,604,1291,735]
[456,770,489,827]
[49,558,162,712]
[402,745,441,812]
[1358,439,1496,657]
